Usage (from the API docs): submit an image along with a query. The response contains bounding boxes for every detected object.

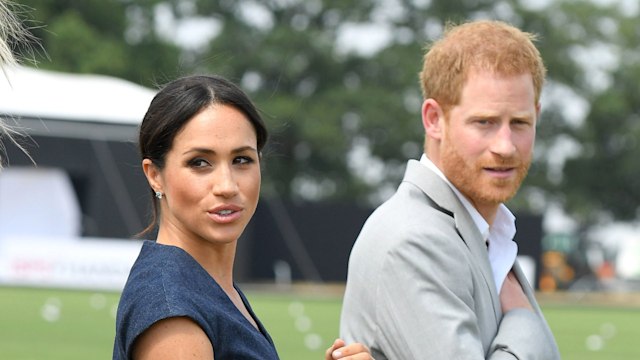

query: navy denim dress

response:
[113,241,280,360]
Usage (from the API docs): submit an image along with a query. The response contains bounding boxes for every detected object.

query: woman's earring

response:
[155,191,163,200]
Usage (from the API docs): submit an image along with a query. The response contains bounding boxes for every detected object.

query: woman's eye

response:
[189,158,210,168]
[234,156,254,165]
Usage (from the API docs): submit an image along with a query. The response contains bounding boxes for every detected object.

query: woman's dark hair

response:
[138,74,268,236]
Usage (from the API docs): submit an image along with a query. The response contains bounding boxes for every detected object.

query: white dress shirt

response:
[419,154,517,293]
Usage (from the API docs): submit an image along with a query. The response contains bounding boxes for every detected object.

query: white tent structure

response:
[1,65,154,122]
[1,65,157,236]
[0,66,157,291]
[1,65,155,140]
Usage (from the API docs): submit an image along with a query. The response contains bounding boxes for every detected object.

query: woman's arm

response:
[133,317,214,360]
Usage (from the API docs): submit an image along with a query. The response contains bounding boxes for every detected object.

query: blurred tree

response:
[17,0,640,223]
[513,0,640,224]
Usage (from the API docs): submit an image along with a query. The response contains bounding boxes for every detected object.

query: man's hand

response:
[500,270,533,313]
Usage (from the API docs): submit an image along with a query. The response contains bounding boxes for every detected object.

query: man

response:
[340,20,560,359]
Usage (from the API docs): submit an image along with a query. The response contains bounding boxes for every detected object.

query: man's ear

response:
[142,158,163,193]
[422,99,445,141]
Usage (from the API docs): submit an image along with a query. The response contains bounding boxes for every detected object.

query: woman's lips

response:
[208,205,243,223]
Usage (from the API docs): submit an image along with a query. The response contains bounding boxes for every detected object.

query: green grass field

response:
[1,286,639,359]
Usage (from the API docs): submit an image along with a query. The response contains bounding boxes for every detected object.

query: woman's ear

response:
[422,99,445,141]
[142,158,163,193]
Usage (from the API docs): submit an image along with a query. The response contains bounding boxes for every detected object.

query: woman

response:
[113,75,370,360]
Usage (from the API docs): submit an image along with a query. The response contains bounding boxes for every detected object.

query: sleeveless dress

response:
[113,241,280,360]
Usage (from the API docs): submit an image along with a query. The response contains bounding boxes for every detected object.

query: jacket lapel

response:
[402,160,502,321]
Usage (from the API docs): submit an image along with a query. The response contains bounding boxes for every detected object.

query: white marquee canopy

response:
[0,65,156,126]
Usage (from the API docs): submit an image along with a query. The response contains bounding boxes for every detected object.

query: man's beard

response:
[440,142,531,207]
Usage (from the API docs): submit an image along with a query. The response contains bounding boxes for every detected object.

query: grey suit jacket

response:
[340,160,560,359]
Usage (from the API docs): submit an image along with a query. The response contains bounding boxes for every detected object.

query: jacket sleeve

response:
[490,308,560,359]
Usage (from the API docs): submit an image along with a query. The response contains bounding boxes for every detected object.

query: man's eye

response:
[513,119,531,126]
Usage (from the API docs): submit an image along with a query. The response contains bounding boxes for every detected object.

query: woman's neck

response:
[155,226,237,290]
